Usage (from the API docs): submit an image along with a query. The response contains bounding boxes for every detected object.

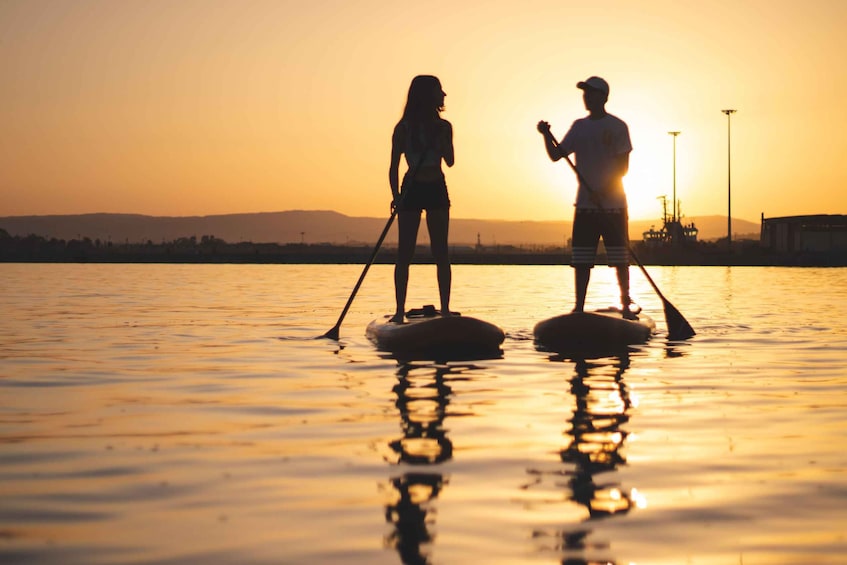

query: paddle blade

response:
[663,300,696,340]
[320,326,341,341]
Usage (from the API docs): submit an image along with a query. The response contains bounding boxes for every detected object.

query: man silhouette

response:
[538,76,638,318]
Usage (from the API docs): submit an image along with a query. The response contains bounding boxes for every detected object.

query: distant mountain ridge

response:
[0,210,760,246]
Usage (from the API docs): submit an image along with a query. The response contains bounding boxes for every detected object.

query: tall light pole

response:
[668,131,680,224]
[722,109,737,248]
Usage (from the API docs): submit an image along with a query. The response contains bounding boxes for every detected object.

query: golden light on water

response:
[630,487,648,509]
[3,264,847,562]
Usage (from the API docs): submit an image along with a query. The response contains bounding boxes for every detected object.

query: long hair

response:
[400,75,444,150]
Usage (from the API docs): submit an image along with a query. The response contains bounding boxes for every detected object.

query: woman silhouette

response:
[388,75,455,323]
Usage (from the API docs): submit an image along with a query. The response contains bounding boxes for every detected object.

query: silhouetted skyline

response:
[0,210,760,246]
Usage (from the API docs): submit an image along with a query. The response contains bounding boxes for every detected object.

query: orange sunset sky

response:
[1,0,846,223]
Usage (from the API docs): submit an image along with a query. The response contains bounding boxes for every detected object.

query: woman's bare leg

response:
[392,210,422,322]
[426,208,451,315]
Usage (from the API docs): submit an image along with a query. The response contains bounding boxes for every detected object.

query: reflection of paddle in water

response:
[383,362,466,564]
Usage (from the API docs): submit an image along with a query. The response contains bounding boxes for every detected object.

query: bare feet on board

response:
[622,301,642,320]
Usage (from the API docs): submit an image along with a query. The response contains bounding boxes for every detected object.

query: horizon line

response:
[0,208,766,224]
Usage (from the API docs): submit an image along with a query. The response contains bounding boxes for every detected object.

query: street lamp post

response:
[722,109,737,248]
[668,131,680,224]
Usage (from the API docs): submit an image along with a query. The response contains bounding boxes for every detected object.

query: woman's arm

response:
[389,123,405,203]
[440,120,454,167]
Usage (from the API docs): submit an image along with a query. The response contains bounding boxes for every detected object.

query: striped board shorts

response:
[571,208,629,267]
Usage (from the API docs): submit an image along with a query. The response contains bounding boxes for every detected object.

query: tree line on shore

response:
[3,227,840,266]
[0,229,570,263]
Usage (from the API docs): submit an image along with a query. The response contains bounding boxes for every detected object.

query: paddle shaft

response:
[323,210,397,340]
[322,144,433,340]
[548,134,695,339]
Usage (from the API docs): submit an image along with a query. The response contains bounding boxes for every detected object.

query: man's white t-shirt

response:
[558,114,632,210]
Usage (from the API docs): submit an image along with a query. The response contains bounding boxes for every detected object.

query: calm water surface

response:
[1,263,845,564]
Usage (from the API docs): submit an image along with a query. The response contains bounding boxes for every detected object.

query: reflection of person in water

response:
[384,363,457,564]
[384,473,445,565]
[527,353,637,561]
[560,354,634,519]
[388,363,453,464]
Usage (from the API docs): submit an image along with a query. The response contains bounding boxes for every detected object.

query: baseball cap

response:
[577,76,610,96]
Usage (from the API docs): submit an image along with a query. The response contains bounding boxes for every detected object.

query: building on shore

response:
[760,214,847,254]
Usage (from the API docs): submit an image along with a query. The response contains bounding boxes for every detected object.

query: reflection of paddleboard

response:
[534,308,655,352]
[366,305,504,356]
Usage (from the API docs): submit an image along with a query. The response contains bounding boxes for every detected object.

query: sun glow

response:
[617,99,682,222]
[1,1,846,221]
[624,164,664,223]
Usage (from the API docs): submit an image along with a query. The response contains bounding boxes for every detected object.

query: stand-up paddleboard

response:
[534,307,655,352]
[367,305,504,358]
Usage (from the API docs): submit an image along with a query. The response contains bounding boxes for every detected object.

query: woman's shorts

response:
[397,176,450,211]
[571,208,629,267]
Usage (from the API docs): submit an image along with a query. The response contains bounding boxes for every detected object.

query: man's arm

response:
[537,120,563,162]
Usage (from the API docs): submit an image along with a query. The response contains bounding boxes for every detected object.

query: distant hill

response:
[0,210,760,246]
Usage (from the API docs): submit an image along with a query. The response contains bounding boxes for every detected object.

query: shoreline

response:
[3,236,844,267]
[2,251,844,267]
